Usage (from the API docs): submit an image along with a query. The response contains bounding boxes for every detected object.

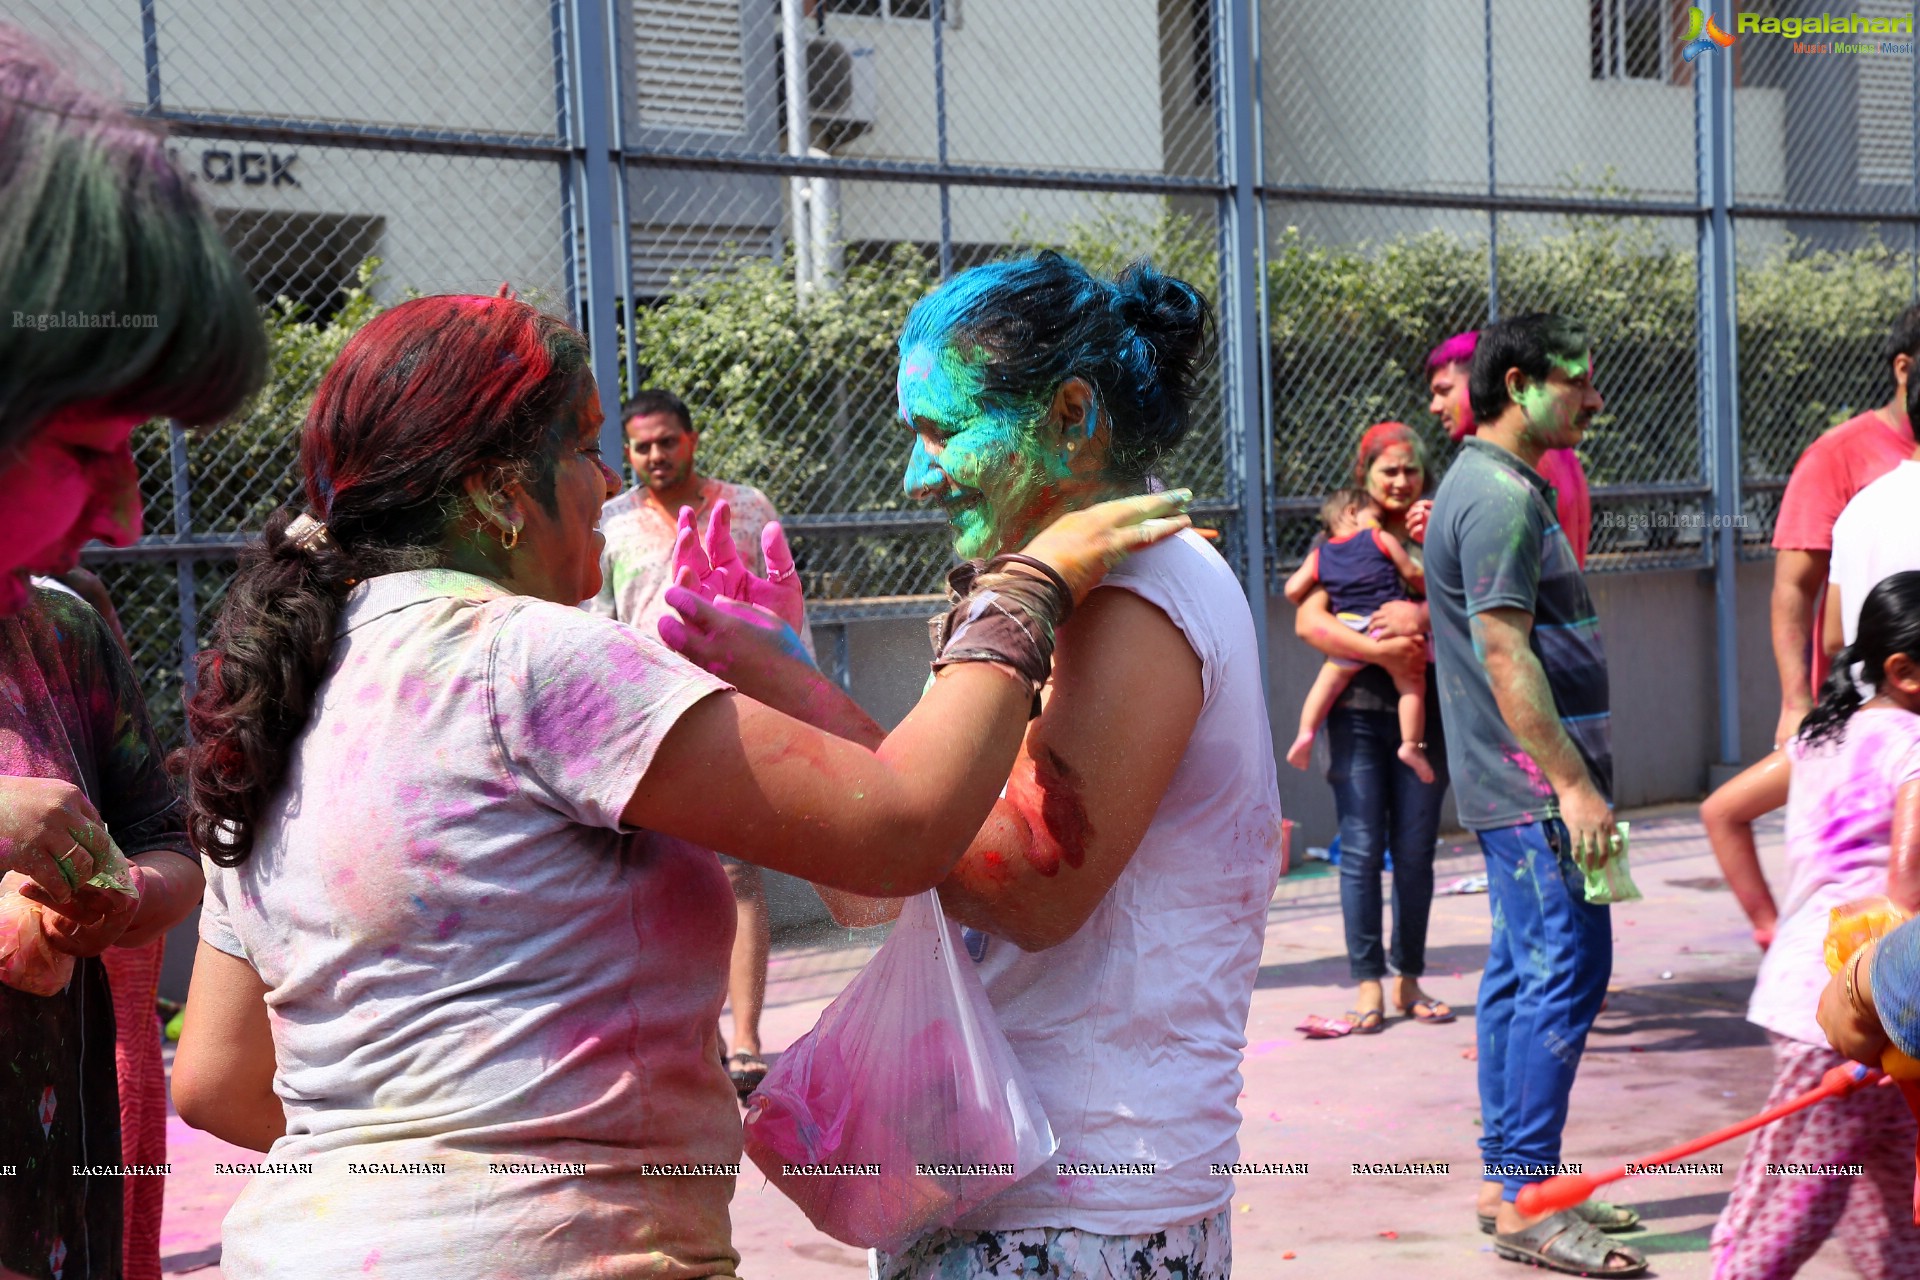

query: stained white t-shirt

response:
[955,530,1284,1235]
[199,570,741,1279]
[1750,707,1920,1046]
[1830,459,1920,647]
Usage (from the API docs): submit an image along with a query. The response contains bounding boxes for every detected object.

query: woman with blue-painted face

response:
[662,250,1282,1280]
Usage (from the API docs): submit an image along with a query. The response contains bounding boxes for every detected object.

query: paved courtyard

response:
[158,804,1866,1278]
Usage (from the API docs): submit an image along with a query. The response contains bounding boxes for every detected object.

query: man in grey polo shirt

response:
[1423,313,1645,1277]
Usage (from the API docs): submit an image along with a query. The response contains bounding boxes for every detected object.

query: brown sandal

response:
[1494,1210,1647,1276]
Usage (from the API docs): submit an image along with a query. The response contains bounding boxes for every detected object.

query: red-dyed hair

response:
[184,294,590,866]
[1353,421,1431,496]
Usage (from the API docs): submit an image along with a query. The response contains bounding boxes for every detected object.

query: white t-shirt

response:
[955,530,1284,1235]
[200,570,741,1279]
[1750,707,1920,1046]
[1830,458,1920,647]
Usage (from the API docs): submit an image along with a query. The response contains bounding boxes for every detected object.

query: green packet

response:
[53,834,139,898]
[1581,821,1642,904]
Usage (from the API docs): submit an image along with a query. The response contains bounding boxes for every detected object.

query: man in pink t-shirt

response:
[1769,306,1920,747]
[1424,331,1592,565]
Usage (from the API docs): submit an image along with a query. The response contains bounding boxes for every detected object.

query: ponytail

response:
[179,294,589,866]
[1796,570,1920,751]
[1796,641,1868,749]
[182,509,436,866]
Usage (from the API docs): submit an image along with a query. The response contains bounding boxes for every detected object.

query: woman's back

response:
[201,570,743,1279]
[958,530,1281,1234]
[1750,708,1920,1047]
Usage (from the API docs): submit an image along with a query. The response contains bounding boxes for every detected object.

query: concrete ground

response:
[158,805,1867,1279]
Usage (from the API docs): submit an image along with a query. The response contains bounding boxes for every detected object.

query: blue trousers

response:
[1474,818,1612,1200]
[1325,706,1448,982]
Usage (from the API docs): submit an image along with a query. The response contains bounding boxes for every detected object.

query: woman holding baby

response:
[1293,422,1455,1035]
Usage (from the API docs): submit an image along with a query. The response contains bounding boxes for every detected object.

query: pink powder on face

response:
[0,410,145,606]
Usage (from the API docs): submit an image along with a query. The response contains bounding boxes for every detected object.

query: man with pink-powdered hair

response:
[1423,330,1593,566]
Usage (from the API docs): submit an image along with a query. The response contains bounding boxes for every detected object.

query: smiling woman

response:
[661,251,1281,1280]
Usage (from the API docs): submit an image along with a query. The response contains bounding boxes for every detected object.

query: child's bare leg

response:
[1390,669,1435,784]
[1289,662,1358,770]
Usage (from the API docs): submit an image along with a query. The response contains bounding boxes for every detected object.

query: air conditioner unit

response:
[806,36,876,146]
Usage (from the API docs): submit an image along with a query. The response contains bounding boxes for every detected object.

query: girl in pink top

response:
[1707,571,1920,1279]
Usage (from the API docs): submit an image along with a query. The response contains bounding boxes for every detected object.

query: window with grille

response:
[636,0,749,134]
[820,0,957,20]
[1591,0,1670,81]
[1858,0,1915,185]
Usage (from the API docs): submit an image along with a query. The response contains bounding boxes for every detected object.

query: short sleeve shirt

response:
[1424,437,1613,831]
[199,570,744,1279]
[1774,410,1912,696]
[1829,461,1920,648]
[587,478,807,647]
[1751,708,1920,1046]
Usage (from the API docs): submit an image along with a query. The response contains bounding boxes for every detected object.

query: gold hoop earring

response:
[500,523,521,552]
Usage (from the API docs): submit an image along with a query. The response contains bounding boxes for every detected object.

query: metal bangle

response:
[1846,946,1871,1013]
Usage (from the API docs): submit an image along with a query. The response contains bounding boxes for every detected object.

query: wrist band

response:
[928,560,1070,718]
[984,553,1074,624]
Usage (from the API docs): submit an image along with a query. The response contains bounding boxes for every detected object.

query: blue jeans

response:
[1324,706,1449,983]
[1475,818,1613,1200]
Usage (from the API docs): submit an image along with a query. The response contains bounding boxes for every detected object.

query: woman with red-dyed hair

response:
[1293,422,1457,1036]
[168,291,1190,1278]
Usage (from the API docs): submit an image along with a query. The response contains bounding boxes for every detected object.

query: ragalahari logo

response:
[1682,7,1737,60]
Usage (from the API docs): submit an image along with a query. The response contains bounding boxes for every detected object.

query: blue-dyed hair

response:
[899,250,1213,481]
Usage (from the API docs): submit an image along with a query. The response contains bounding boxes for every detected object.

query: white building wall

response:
[825,0,1169,246]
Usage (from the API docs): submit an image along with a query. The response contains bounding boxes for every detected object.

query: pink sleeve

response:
[1538,450,1591,567]
[1773,437,1848,552]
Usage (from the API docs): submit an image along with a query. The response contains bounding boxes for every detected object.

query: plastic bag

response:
[1824,896,1920,1081]
[1581,821,1642,904]
[0,872,76,996]
[743,889,1055,1251]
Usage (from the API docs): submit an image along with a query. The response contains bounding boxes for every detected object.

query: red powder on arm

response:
[1003,745,1093,877]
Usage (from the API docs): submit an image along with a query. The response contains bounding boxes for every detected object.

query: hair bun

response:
[1115,262,1209,369]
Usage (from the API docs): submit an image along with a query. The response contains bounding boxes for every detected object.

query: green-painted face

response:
[897,341,1069,559]
[1514,350,1602,451]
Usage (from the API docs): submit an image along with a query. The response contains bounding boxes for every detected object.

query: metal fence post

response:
[1697,9,1743,768]
[1484,0,1499,320]
[168,425,199,700]
[567,0,628,466]
[1220,0,1269,692]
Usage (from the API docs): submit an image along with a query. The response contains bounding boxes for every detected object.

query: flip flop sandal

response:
[1494,1210,1647,1276]
[1479,1199,1643,1235]
[1296,1014,1357,1039]
[725,1051,768,1099]
[1397,997,1456,1024]
[1351,1008,1386,1035]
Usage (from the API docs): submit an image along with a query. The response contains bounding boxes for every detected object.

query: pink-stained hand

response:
[668,501,806,634]
[1405,499,1432,545]
[659,571,818,699]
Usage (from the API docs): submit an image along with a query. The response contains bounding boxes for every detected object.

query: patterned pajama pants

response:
[871,1209,1231,1280]
[1710,1033,1920,1279]
[103,937,167,1280]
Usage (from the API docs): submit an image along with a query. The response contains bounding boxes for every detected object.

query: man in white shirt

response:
[1824,452,1920,658]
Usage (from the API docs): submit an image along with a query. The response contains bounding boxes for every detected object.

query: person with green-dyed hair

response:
[0,22,266,1280]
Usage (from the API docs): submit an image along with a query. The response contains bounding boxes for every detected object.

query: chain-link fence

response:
[8,0,1919,749]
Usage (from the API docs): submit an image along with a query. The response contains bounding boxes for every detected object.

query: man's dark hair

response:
[1467,312,1591,426]
[1884,306,1920,424]
[622,388,694,435]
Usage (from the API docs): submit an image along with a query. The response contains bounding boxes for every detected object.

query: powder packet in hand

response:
[54,835,138,897]
[1582,821,1642,904]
